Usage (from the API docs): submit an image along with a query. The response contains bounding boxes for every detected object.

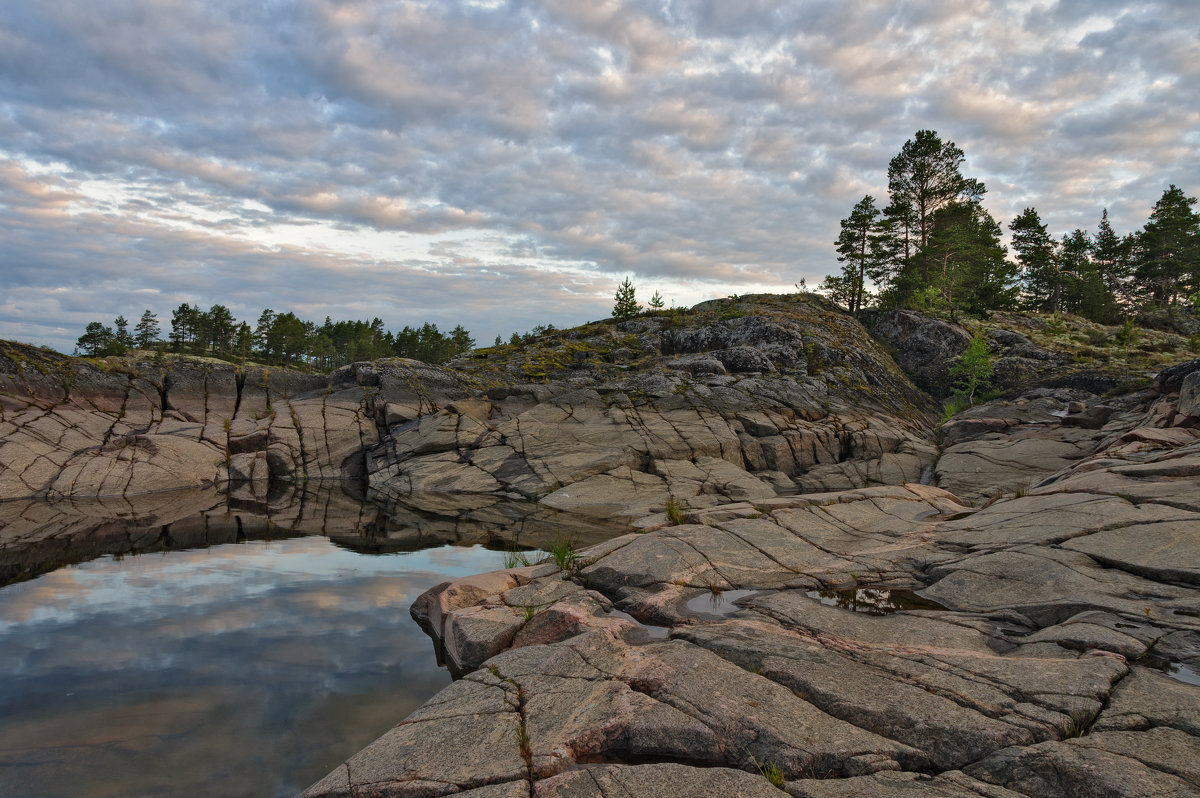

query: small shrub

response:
[1112,318,1140,347]
[940,394,972,422]
[802,343,822,375]
[716,302,746,321]
[949,333,993,404]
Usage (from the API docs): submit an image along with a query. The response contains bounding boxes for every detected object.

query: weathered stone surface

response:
[1179,370,1200,419]
[535,764,782,797]
[964,729,1200,797]
[7,307,1200,797]
[786,770,1024,797]
[307,375,1200,797]
[866,309,971,397]
[0,351,464,499]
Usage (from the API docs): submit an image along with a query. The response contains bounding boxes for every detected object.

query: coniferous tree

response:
[1135,185,1200,304]
[170,303,197,352]
[449,324,475,355]
[1058,229,1116,321]
[134,310,161,348]
[254,309,276,360]
[113,316,133,351]
[886,130,986,296]
[207,304,236,356]
[1092,209,1134,308]
[922,201,1015,318]
[76,322,115,357]
[612,277,640,319]
[827,195,890,313]
[1010,208,1061,312]
[648,291,665,309]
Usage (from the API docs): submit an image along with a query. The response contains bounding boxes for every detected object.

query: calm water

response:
[0,488,547,798]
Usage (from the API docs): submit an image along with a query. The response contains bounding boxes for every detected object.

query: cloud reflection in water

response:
[0,536,506,798]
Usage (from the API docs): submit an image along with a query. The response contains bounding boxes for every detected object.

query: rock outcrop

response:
[364,295,940,530]
[302,356,1200,797]
[0,341,471,500]
[5,297,1200,798]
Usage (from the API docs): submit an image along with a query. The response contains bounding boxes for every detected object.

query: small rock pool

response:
[0,491,522,798]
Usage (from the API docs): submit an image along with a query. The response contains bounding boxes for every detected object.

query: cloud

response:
[0,0,1197,352]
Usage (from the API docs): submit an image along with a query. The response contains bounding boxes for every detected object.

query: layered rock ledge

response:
[305,405,1200,796]
[295,305,1200,797]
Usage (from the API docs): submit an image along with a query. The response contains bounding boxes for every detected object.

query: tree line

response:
[74,304,475,369]
[822,130,1200,322]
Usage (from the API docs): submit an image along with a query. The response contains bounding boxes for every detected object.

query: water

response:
[805,587,948,615]
[685,588,760,617]
[0,486,612,798]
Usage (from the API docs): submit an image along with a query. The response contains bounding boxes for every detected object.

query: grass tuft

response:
[543,533,579,572]
[502,546,531,569]
[758,761,785,788]
[665,497,686,525]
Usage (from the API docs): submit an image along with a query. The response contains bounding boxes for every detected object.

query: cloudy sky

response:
[1,0,1197,352]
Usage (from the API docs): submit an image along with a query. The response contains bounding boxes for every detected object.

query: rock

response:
[867,310,971,397]
[310,402,1200,797]
[535,764,783,797]
[964,729,1200,797]
[1180,370,1200,419]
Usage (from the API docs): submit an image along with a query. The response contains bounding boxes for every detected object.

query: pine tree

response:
[922,201,1015,318]
[828,195,889,312]
[113,315,133,350]
[886,130,986,294]
[1009,208,1061,312]
[612,277,640,319]
[75,322,115,357]
[207,304,236,355]
[1135,185,1200,304]
[1092,209,1133,308]
[648,291,665,309]
[949,333,993,404]
[134,309,161,348]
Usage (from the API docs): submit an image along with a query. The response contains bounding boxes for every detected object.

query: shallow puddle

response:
[806,587,948,615]
[1142,655,1200,688]
[607,608,670,639]
[1170,663,1200,687]
[685,588,759,616]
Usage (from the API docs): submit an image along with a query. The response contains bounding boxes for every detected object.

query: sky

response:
[1,0,1198,353]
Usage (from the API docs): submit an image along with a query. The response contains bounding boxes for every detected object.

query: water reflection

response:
[0,485,625,798]
[0,482,630,588]
[805,587,948,616]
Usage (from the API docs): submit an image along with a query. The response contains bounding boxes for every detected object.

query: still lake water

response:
[0,485,610,798]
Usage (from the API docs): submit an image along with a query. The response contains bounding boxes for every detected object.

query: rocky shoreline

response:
[3,295,1200,796]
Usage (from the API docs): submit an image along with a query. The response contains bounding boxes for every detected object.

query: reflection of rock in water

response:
[0,482,374,587]
[0,482,634,587]
[349,489,633,554]
[805,587,948,615]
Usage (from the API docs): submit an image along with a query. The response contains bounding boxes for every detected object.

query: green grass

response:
[543,533,579,572]
[665,497,686,525]
[758,761,785,788]
[502,547,531,569]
